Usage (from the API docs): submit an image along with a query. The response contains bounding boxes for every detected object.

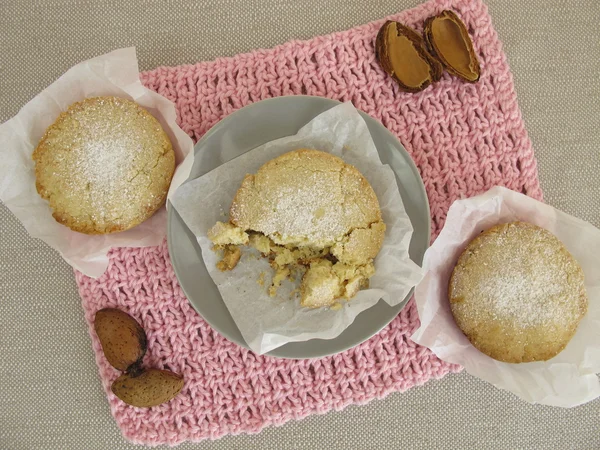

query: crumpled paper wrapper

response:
[171,102,424,355]
[0,47,194,278]
[411,186,600,407]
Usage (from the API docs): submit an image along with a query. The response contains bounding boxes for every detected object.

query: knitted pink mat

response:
[75,0,542,445]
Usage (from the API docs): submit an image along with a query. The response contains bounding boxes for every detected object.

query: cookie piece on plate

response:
[208,149,386,307]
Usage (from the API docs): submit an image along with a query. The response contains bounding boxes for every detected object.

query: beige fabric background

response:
[1,0,599,448]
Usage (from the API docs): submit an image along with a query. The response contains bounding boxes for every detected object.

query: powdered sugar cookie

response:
[449,222,588,363]
[33,96,175,234]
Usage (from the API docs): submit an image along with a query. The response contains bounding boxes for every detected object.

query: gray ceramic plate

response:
[167,96,430,359]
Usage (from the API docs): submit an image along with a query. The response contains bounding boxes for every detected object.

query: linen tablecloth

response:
[1,0,599,448]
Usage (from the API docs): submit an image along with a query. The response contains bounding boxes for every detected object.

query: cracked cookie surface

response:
[33,96,175,234]
[230,149,382,248]
[209,149,386,308]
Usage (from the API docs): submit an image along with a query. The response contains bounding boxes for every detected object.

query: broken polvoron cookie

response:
[375,20,443,93]
[424,10,481,82]
[207,149,386,308]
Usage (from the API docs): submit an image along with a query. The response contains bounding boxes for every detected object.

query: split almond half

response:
[424,10,480,82]
[375,20,443,93]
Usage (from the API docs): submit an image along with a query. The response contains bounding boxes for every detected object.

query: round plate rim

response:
[167,95,430,359]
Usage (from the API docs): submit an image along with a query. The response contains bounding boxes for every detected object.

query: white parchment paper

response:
[171,102,424,355]
[411,186,600,407]
[0,47,194,278]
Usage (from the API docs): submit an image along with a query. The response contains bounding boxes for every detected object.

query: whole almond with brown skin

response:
[375,20,443,93]
[94,308,147,372]
[111,368,184,407]
[424,10,480,82]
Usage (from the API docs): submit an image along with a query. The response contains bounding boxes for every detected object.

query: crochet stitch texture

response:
[76,0,542,444]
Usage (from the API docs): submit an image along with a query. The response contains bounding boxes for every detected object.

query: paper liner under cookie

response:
[411,186,600,407]
[0,47,194,277]
[171,103,424,355]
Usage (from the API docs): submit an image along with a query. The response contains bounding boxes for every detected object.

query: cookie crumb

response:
[216,245,241,271]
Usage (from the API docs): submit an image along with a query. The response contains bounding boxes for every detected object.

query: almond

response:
[375,20,443,93]
[111,368,184,408]
[94,308,147,372]
[424,10,481,82]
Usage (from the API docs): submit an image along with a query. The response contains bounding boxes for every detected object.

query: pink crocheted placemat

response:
[75,0,542,445]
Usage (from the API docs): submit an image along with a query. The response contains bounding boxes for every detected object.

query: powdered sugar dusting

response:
[478,262,569,328]
[451,222,584,330]
[72,130,143,219]
[36,97,174,233]
[261,171,344,244]
[230,150,382,248]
